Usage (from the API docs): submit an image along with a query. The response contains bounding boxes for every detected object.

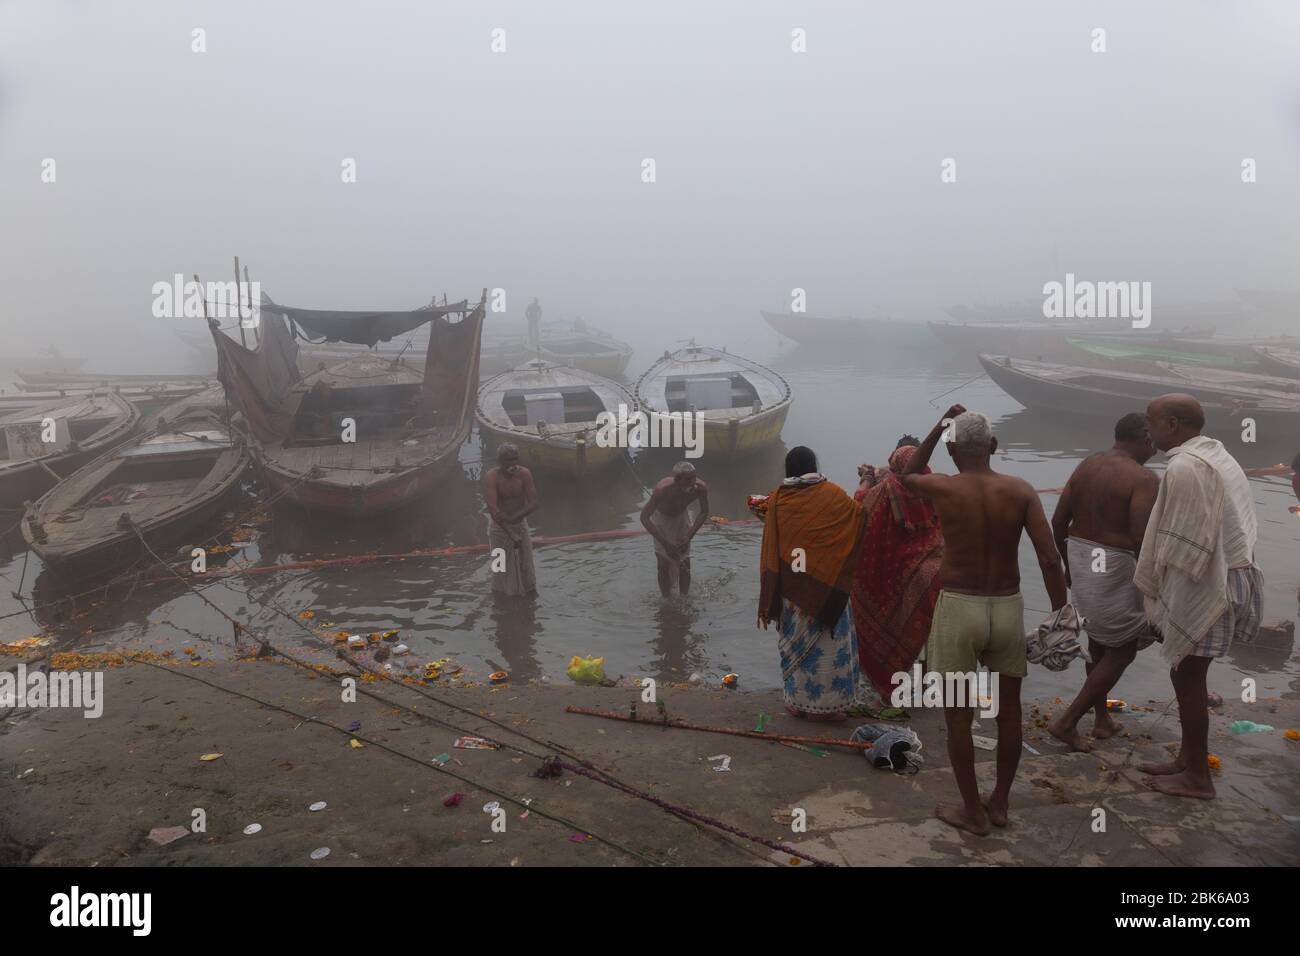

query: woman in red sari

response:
[852,439,944,697]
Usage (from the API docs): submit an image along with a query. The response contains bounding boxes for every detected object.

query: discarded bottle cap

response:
[308,801,327,812]
[310,847,331,861]
[722,673,739,688]
[490,670,509,684]
[243,823,262,835]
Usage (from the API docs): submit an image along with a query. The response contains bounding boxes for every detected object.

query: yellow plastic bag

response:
[566,655,606,684]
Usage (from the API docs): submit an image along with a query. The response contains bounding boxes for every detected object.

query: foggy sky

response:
[2,0,1298,370]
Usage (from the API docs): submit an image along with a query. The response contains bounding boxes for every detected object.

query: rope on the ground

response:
[128,655,661,866]
[119,520,834,865]
[548,758,836,867]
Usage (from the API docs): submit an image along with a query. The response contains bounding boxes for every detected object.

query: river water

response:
[2,336,1296,708]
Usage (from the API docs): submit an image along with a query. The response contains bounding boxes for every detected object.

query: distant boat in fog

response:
[760,310,933,349]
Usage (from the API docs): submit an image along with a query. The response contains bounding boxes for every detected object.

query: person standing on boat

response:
[1135,395,1262,800]
[526,298,542,350]
[899,407,1069,835]
[641,461,709,597]
[1047,413,1160,752]
[485,443,539,599]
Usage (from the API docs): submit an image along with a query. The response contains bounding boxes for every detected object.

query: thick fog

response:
[1,0,1298,370]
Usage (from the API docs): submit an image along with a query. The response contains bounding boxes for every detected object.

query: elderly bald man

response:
[1135,394,1262,799]
[640,461,709,597]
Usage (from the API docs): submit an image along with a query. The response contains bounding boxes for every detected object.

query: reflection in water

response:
[0,339,1295,708]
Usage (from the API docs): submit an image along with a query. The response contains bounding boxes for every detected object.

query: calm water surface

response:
[2,340,1296,707]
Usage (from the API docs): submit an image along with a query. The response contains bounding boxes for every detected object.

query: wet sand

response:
[3,655,1297,866]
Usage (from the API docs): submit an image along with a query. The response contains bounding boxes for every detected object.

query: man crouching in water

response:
[641,461,709,597]
[900,406,1068,835]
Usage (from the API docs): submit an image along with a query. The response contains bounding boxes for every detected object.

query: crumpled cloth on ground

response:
[1025,603,1089,671]
[850,723,923,772]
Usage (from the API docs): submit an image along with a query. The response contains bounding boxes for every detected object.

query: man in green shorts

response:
[900,405,1068,835]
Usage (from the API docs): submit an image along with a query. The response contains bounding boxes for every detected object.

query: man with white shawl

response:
[1135,394,1262,800]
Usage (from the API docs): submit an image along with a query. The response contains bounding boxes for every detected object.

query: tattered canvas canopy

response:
[260,293,471,347]
[209,310,302,444]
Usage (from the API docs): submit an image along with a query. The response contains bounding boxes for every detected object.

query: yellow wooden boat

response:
[475,362,636,476]
[634,345,791,458]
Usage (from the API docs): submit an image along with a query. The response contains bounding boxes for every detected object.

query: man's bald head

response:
[1146,393,1205,452]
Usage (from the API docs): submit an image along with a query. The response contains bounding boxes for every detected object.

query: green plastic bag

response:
[567,655,606,684]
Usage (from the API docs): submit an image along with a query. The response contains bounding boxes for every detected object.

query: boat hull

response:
[979,354,1300,434]
[1254,347,1300,380]
[256,447,463,517]
[477,421,626,477]
[27,458,248,575]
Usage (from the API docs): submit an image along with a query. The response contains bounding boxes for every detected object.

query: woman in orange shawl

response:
[759,447,866,720]
[852,441,944,696]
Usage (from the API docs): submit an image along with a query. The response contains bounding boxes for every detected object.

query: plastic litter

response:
[971,734,997,751]
[443,792,464,807]
[453,736,499,750]
[566,655,606,684]
[310,847,330,861]
[308,801,327,812]
[707,754,732,772]
[1229,720,1275,734]
[147,826,189,846]
[199,752,223,762]
[482,801,501,814]
[850,723,924,771]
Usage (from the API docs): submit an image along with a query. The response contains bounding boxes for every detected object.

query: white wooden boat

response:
[475,362,635,476]
[634,345,791,457]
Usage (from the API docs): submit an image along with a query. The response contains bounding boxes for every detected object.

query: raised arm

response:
[901,404,965,477]
[1024,485,1068,610]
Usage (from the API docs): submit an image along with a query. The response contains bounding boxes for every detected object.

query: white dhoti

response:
[488,518,537,597]
[649,507,694,594]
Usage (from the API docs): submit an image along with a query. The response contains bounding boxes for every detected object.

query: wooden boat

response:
[475,362,636,476]
[634,345,791,457]
[979,354,1300,434]
[22,391,249,573]
[1,348,87,374]
[1253,345,1300,380]
[761,310,933,350]
[478,324,634,378]
[0,382,215,415]
[1065,333,1269,372]
[213,289,487,518]
[0,392,139,509]
[15,369,216,389]
[930,320,1131,357]
[1157,363,1300,395]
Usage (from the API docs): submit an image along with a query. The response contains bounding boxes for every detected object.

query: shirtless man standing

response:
[640,461,709,597]
[484,443,539,598]
[1048,413,1159,751]
[901,406,1068,835]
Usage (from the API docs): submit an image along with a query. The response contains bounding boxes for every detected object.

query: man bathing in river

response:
[1048,413,1160,752]
[900,406,1068,835]
[484,443,539,599]
[641,461,709,597]
[1135,394,1262,800]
